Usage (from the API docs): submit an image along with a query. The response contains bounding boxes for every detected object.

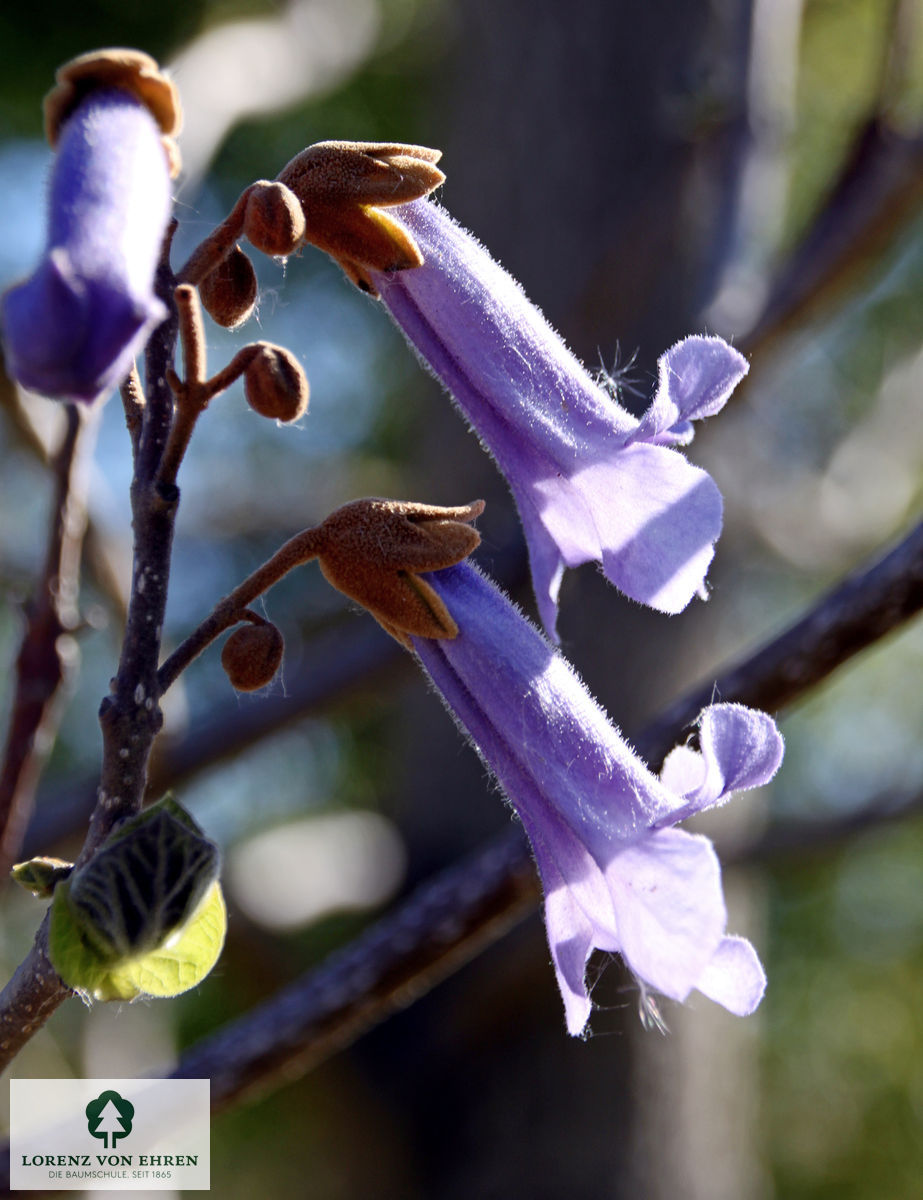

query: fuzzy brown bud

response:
[199,245,258,329]
[276,141,445,295]
[44,48,182,177]
[221,621,284,692]
[315,498,484,646]
[243,343,309,422]
[244,182,306,257]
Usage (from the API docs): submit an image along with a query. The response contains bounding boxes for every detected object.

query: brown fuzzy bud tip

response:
[199,245,258,329]
[44,48,182,176]
[244,182,307,257]
[315,498,484,646]
[221,621,284,692]
[244,343,309,422]
[275,141,445,294]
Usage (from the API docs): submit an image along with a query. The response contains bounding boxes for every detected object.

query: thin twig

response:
[157,285,209,487]
[176,187,253,286]
[162,515,923,1112]
[1,356,129,624]
[156,525,322,693]
[0,239,185,1069]
[725,783,923,868]
[742,123,923,358]
[0,403,98,881]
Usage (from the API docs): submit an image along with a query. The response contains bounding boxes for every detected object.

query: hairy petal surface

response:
[1,88,171,402]
[411,562,782,1035]
[372,200,748,637]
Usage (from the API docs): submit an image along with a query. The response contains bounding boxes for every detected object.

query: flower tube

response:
[367,200,748,638]
[410,561,782,1035]
[1,52,177,403]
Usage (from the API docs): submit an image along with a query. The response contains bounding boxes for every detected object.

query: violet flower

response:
[411,561,783,1036]
[370,201,748,639]
[1,88,172,403]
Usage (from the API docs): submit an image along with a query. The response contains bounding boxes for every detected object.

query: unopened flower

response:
[366,200,748,638]
[1,51,176,403]
[220,620,284,692]
[199,246,258,330]
[408,561,783,1036]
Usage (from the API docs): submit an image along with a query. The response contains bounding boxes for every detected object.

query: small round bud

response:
[199,245,258,329]
[244,343,309,422]
[221,622,284,692]
[244,182,306,257]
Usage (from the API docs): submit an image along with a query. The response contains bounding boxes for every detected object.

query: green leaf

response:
[50,880,227,1002]
[66,796,220,962]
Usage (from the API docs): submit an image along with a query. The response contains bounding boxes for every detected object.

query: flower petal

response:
[572,442,724,614]
[1,88,170,403]
[535,845,597,1036]
[631,336,749,446]
[605,828,726,1002]
[695,935,766,1015]
[661,703,785,823]
[403,563,782,1035]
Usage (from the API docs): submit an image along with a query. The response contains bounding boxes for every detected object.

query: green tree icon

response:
[86,1090,134,1149]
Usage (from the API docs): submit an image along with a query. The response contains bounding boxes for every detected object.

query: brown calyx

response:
[315,498,484,646]
[276,141,445,295]
[44,48,183,177]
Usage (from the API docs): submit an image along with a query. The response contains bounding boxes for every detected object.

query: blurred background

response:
[2,0,923,1196]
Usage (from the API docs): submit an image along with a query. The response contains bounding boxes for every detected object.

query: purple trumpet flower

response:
[1,88,172,403]
[370,201,748,639]
[411,561,783,1036]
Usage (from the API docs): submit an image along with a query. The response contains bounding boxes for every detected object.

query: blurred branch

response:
[23,622,404,854]
[161,514,923,1114]
[637,515,923,766]
[742,117,923,357]
[171,774,923,1116]
[0,402,97,880]
[0,354,129,626]
[726,782,923,868]
[707,0,923,358]
[176,828,538,1110]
